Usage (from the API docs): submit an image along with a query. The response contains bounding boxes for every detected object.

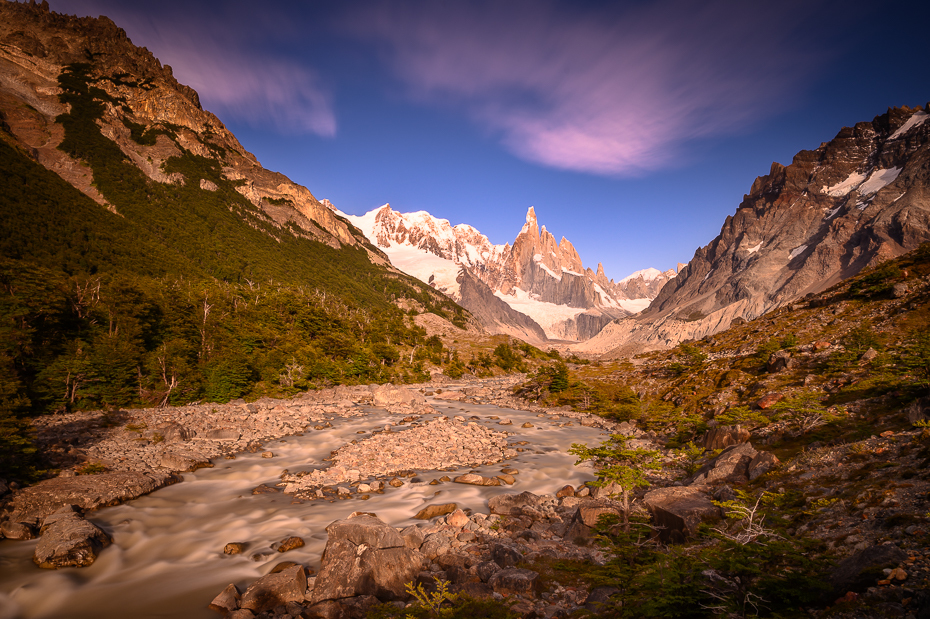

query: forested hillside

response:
[0,57,467,479]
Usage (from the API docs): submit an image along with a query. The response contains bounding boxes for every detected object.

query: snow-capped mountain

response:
[337,203,678,341]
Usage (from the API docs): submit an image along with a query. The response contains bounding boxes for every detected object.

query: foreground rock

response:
[687,442,758,486]
[33,505,112,569]
[643,486,720,542]
[309,513,426,605]
[240,565,308,613]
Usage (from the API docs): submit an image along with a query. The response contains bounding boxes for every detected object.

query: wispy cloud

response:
[52,0,336,136]
[348,0,823,175]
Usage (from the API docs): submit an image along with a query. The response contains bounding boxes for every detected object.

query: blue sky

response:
[53,0,930,280]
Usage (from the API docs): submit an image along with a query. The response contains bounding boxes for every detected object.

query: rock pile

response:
[282,418,512,494]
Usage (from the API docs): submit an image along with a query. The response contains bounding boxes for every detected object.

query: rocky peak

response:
[0,1,366,251]
[578,103,930,356]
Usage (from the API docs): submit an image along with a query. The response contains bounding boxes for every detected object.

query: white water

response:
[0,398,606,619]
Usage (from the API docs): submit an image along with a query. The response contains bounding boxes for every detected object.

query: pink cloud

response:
[350,0,820,175]
[52,0,336,137]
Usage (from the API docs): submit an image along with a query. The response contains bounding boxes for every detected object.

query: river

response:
[0,397,606,619]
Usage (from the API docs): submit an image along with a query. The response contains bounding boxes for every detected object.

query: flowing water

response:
[0,398,606,619]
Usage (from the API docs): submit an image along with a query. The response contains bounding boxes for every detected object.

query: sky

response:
[51,0,930,280]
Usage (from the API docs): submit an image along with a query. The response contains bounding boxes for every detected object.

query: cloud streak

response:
[349,0,823,175]
[53,0,336,137]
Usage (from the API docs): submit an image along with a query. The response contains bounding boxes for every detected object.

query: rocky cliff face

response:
[342,204,675,341]
[0,1,370,255]
[576,104,930,356]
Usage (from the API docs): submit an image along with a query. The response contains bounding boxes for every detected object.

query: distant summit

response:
[340,203,677,341]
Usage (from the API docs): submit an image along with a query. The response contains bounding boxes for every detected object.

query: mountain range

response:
[340,203,678,342]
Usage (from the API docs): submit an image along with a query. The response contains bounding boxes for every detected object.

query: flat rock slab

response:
[453,473,500,486]
[643,486,721,542]
[33,507,112,569]
[414,503,458,520]
[4,471,179,527]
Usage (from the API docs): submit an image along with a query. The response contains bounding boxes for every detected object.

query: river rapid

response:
[0,398,606,619]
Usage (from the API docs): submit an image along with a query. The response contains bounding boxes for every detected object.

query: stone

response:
[270,561,301,574]
[829,544,907,599]
[204,428,241,441]
[754,393,783,410]
[687,442,758,486]
[156,422,194,442]
[584,586,619,612]
[273,536,305,553]
[747,451,779,480]
[0,520,35,540]
[307,595,380,619]
[389,477,404,487]
[891,282,909,298]
[521,422,533,428]
[311,514,426,603]
[226,610,255,619]
[224,542,247,555]
[488,492,543,516]
[766,350,794,373]
[453,473,500,486]
[446,509,469,528]
[501,467,518,474]
[703,425,750,450]
[209,583,241,613]
[496,474,516,485]
[400,525,425,550]
[572,501,622,528]
[491,543,523,568]
[413,503,457,520]
[906,396,930,425]
[240,565,307,613]
[158,449,212,472]
[476,561,502,582]
[643,486,721,542]
[556,485,574,498]
[261,451,274,459]
[498,419,513,426]
[488,568,540,597]
[372,384,426,407]
[859,347,879,363]
[33,506,113,569]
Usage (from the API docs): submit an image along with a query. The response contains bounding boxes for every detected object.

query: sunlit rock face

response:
[344,203,676,341]
[576,105,930,356]
[0,1,364,252]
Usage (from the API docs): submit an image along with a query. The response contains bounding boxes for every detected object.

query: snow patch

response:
[561,267,583,276]
[616,298,652,313]
[494,288,586,338]
[746,241,762,255]
[822,171,867,197]
[789,245,807,260]
[618,267,663,284]
[858,167,901,196]
[536,262,561,280]
[824,205,842,220]
[890,110,930,140]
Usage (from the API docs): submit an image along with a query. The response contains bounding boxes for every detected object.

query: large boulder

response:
[703,425,750,450]
[563,500,622,542]
[33,505,112,569]
[488,492,543,516]
[240,565,307,613]
[907,396,930,425]
[747,451,779,481]
[829,544,907,599]
[413,503,457,520]
[687,443,758,486]
[2,471,178,531]
[155,422,194,442]
[372,384,425,407]
[643,486,721,542]
[310,514,426,604]
[488,568,540,598]
[452,473,500,486]
[766,350,794,373]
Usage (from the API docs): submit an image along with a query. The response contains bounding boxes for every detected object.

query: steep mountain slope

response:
[342,203,677,341]
[0,1,471,422]
[577,104,930,357]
